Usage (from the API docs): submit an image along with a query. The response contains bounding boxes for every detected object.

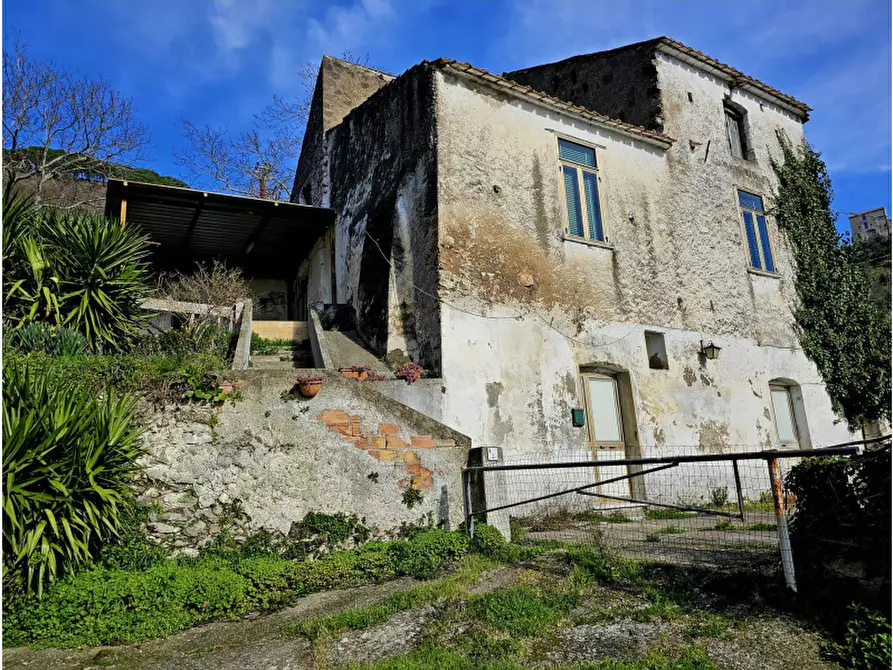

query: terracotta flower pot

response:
[339,368,368,381]
[298,381,322,398]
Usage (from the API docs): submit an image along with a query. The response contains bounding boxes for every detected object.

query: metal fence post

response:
[462,468,475,539]
[767,455,797,592]
[732,459,745,521]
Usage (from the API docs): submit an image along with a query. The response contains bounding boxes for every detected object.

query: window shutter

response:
[559,139,596,167]
[742,211,762,269]
[563,165,584,237]
[726,112,743,158]
[582,171,604,241]
[756,215,775,272]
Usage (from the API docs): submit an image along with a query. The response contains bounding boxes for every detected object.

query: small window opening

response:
[300,183,312,205]
[645,331,669,370]
[725,108,746,159]
[687,92,693,102]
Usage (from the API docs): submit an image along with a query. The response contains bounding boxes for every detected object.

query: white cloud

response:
[494,0,891,174]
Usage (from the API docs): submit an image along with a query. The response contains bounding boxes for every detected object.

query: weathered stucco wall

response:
[429,65,850,469]
[292,56,394,208]
[136,370,469,555]
[327,64,442,371]
[504,40,663,131]
[248,278,289,320]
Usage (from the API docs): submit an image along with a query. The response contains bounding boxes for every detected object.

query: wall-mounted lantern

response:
[700,340,722,360]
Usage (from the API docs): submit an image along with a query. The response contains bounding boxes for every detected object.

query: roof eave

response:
[655,41,811,121]
[440,62,675,150]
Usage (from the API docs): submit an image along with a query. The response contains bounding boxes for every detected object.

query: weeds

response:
[645,509,696,521]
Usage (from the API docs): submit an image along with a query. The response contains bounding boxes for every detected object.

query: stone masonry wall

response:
[135,369,469,556]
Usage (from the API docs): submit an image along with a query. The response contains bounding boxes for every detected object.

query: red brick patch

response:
[411,475,434,490]
[378,423,400,435]
[370,436,387,448]
[403,450,419,464]
[386,436,407,449]
[411,436,436,448]
[319,410,349,424]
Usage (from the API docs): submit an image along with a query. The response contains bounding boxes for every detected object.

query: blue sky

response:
[4,0,890,234]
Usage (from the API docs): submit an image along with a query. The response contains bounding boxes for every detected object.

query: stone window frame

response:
[735,187,780,278]
[554,134,610,247]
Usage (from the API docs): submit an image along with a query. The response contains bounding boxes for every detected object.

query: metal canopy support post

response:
[767,455,797,592]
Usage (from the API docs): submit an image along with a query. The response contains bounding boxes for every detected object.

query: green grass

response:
[658,525,686,535]
[742,523,777,532]
[586,511,634,524]
[466,585,580,636]
[250,333,299,355]
[645,509,696,520]
[4,529,473,648]
[282,555,495,640]
[342,643,718,669]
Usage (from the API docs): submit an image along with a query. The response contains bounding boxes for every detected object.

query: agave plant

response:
[9,323,87,357]
[2,361,144,595]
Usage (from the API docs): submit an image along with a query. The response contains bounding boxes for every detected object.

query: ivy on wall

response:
[771,135,891,427]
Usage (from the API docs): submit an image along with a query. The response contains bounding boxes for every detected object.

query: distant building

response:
[849,207,891,243]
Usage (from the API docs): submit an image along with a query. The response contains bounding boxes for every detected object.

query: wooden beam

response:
[244,213,271,255]
[180,193,207,245]
[119,198,127,229]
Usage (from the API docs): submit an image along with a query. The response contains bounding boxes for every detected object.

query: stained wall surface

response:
[430,61,850,474]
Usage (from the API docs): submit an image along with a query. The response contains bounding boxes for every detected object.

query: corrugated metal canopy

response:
[104,179,335,276]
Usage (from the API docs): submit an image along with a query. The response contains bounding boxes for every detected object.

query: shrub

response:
[824,604,892,670]
[2,361,144,595]
[2,528,472,648]
[471,523,506,557]
[389,529,470,579]
[8,324,86,356]
[135,321,232,362]
[156,260,253,309]
[2,347,226,404]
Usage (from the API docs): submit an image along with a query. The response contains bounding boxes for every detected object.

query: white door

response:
[582,373,632,504]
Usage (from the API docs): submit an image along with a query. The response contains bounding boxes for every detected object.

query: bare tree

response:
[2,39,151,208]
[174,51,373,201]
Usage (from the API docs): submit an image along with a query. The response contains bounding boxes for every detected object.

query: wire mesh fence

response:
[463,442,871,579]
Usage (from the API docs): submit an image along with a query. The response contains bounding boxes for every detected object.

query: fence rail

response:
[462,439,887,591]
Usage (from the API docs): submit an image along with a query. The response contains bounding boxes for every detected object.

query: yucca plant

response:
[42,208,153,351]
[2,361,144,596]
[2,195,153,351]
[2,195,62,327]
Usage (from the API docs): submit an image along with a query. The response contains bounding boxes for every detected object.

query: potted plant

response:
[339,365,371,381]
[295,375,324,398]
[394,362,424,384]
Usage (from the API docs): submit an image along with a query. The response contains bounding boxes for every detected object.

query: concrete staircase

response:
[250,320,315,370]
[250,343,315,370]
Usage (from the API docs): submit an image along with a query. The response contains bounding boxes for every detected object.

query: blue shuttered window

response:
[559,138,605,243]
[563,166,584,237]
[738,190,775,272]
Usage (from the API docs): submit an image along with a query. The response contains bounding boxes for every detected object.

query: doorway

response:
[581,371,638,505]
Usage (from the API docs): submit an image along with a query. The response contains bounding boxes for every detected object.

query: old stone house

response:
[290,37,853,487]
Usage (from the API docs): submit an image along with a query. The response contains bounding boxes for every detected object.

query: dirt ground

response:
[3,549,840,670]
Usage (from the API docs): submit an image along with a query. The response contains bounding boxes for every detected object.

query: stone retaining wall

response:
[134,370,470,555]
